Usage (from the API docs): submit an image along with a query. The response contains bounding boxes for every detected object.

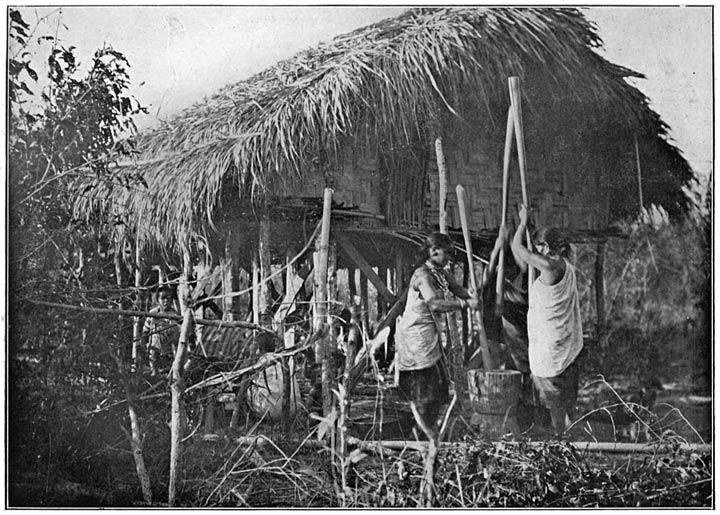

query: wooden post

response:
[132,235,142,371]
[395,250,405,293]
[634,133,644,211]
[193,261,210,354]
[328,241,337,316]
[360,274,369,338]
[314,188,334,416]
[279,249,298,348]
[387,266,395,296]
[222,237,235,321]
[508,76,535,285]
[259,211,272,316]
[435,137,465,402]
[595,240,606,343]
[461,258,469,346]
[435,137,448,233]
[348,265,357,301]
[168,248,193,507]
[496,106,514,317]
[113,231,132,361]
[377,266,387,321]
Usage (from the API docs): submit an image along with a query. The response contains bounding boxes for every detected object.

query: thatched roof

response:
[75,7,691,251]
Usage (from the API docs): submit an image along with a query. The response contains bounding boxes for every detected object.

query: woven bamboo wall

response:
[279,150,382,215]
[424,130,608,232]
[278,129,609,232]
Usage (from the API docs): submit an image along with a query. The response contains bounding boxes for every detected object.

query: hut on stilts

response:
[74,8,692,428]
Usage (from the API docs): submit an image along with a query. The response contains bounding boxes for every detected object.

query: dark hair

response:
[158,285,174,299]
[424,232,454,253]
[532,227,570,258]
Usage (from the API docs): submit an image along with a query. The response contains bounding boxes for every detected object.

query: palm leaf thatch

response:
[74,7,691,252]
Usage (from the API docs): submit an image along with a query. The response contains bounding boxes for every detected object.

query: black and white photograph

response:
[6,4,712,507]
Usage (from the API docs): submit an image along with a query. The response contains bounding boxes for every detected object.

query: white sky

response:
[13,5,713,181]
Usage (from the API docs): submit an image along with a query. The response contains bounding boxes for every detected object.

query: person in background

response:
[510,205,583,437]
[395,232,480,438]
[142,286,180,376]
[246,323,300,421]
[481,226,535,431]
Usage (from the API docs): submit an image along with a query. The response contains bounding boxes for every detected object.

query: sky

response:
[13,5,713,182]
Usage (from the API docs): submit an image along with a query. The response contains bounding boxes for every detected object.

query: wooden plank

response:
[336,234,397,304]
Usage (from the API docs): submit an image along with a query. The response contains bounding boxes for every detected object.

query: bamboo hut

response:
[74,7,692,337]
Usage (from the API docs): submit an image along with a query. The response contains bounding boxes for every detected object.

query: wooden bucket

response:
[467,369,523,415]
[347,396,414,440]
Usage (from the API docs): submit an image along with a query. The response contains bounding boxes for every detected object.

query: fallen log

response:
[343,438,711,454]
[27,299,275,333]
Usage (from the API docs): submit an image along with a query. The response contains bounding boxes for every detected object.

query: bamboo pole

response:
[328,241,338,314]
[508,76,535,285]
[457,185,494,371]
[435,137,448,233]
[259,211,272,315]
[435,138,465,401]
[314,188,334,416]
[222,237,235,321]
[252,251,260,326]
[496,106,515,317]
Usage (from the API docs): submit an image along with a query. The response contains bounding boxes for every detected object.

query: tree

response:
[8,8,153,505]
